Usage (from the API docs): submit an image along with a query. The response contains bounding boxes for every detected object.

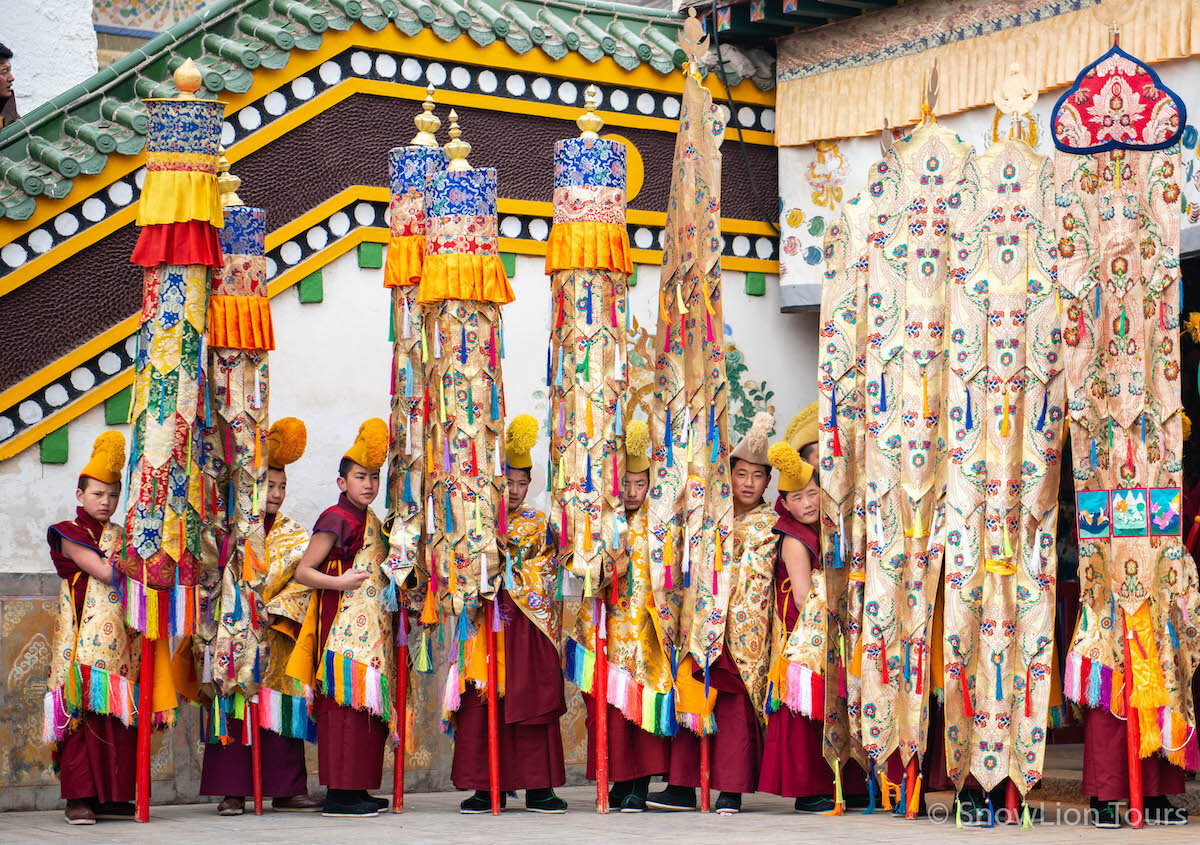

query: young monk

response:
[44,432,138,825]
[649,412,778,815]
[452,414,568,814]
[575,419,671,812]
[199,418,322,814]
[287,419,395,818]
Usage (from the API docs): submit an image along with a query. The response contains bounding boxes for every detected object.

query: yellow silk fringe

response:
[384,235,425,288]
[135,170,223,228]
[674,654,718,720]
[417,252,514,304]
[774,0,1200,145]
[206,294,275,351]
[544,220,634,274]
[1126,603,1169,757]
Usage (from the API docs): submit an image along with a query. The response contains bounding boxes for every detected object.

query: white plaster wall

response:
[2,0,98,117]
[0,248,815,573]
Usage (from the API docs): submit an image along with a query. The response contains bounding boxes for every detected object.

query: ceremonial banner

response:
[646,69,733,733]
[943,122,1064,793]
[1054,45,1200,769]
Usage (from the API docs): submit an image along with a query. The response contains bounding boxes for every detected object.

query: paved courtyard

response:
[0,785,1190,843]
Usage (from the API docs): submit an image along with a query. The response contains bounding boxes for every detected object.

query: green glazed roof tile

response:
[0,0,774,220]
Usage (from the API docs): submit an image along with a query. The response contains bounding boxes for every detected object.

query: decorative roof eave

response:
[0,0,773,222]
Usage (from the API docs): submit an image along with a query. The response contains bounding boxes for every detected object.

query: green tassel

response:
[1021,804,1032,829]
[956,798,963,829]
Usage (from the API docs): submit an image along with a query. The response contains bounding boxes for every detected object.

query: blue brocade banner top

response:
[389,146,449,193]
[143,98,226,160]
[427,167,498,219]
[219,206,266,257]
[553,138,626,190]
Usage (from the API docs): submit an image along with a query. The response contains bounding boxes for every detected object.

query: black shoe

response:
[646,784,697,811]
[525,788,567,814]
[620,792,647,813]
[1090,798,1121,829]
[715,792,741,814]
[1145,796,1188,826]
[359,792,389,811]
[844,793,870,810]
[794,795,835,813]
[958,791,989,827]
[322,789,378,818]
[460,790,506,814]
[609,779,635,807]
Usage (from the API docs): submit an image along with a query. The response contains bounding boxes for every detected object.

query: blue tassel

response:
[985,796,995,828]
[1035,391,1047,431]
[457,611,470,643]
[491,382,499,420]
[231,583,243,621]
[707,406,715,443]
[383,575,398,611]
[896,778,907,816]
[832,531,842,569]
[1141,413,1146,442]
[1090,438,1098,467]
[499,322,505,358]
[1168,619,1181,649]
[666,410,674,467]
[879,376,887,412]
[444,490,454,533]
[903,641,911,681]
[585,452,593,492]
[545,345,552,387]
[710,433,719,463]
[865,760,877,814]
[252,645,262,683]
[1086,659,1103,704]
[403,471,413,504]
[586,280,593,324]
[460,325,467,364]
[505,550,515,590]
[965,388,973,430]
[704,651,710,699]
[830,385,838,427]
[1095,285,1100,313]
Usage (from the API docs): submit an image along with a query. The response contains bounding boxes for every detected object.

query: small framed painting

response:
[1149,487,1183,537]
[1112,488,1149,538]
[1076,490,1111,540]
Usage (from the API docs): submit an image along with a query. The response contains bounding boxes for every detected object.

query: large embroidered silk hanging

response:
[1053,45,1200,769]
[384,93,446,617]
[942,120,1064,793]
[646,68,733,732]
[120,61,224,649]
[546,92,634,601]
[852,120,975,767]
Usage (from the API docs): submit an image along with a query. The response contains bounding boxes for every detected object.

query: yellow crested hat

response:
[785,401,819,452]
[343,418,388,470]
[505,414,538,470]
[769,441,814,493]
[267,417,307,470]
[80,431,126,485]
[625,419,650,474]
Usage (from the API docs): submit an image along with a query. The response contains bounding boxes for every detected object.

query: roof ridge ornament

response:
[577,85,603,138]
[444,109,472,171]
[410,84,441,148]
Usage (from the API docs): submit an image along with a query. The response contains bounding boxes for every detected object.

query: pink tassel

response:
[665,559,673,591]
[612,454,619,497]
[488,325,497,369]
[610,297,618,328]
[706,310,714,343]
[497,502,508,534]
[442,663,461,714]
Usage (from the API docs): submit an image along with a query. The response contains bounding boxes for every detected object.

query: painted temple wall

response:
[778,55,1200,304]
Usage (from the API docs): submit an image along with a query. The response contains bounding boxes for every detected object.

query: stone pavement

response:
[0,785,1191,843]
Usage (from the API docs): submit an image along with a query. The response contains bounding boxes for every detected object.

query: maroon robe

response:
[1083,706,1189,801]
[48,509,137,802]
[759,505,869,797]
[310,495,388,790]
[451,588,566,791]
[583,695,669,781]
[200,718,308,797]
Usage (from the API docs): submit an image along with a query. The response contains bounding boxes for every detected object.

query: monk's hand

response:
[335,569,370,591]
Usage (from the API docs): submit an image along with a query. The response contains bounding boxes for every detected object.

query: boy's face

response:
[798,442,818,465]
[0,60,13,99]
[76,478,121,523]
[622,471,649,513]
[336,463,379,509]
[731,460,769,509]
[265,468,287,515]
[782,478,821,525]
[506,467,530,513]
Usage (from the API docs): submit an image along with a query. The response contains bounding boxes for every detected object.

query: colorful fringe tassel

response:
[43,663,137,743]
[562,637,685,736]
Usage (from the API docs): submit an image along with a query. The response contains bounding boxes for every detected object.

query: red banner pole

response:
[249,699,263,815]
[1123,617,1143,829]
[699,734,711,813]
[485,598,502,815]
[394,597,409,813]
[135,637,153,823]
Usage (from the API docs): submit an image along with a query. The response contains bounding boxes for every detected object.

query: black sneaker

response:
[620,792,647,813]
[359,792,389,811]
[958,791,989,827]
[715,792,741,815]
[609,779,635,807]
[460,790,506,814]
[93,801,135,821]
[794,795,835,813]
[844,793,870,811]
[646,784,697,811]
[1145,796,1188,826]
[1090,798,1121,829]
[322,789,378,818]
[525,788,567,814]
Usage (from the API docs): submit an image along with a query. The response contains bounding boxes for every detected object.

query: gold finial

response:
[577,85,603,139]
[173,58,203,100]
[410,84,441,148]
[444,109,471,172]
[217,146,243,207]
[678,8,708,79]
